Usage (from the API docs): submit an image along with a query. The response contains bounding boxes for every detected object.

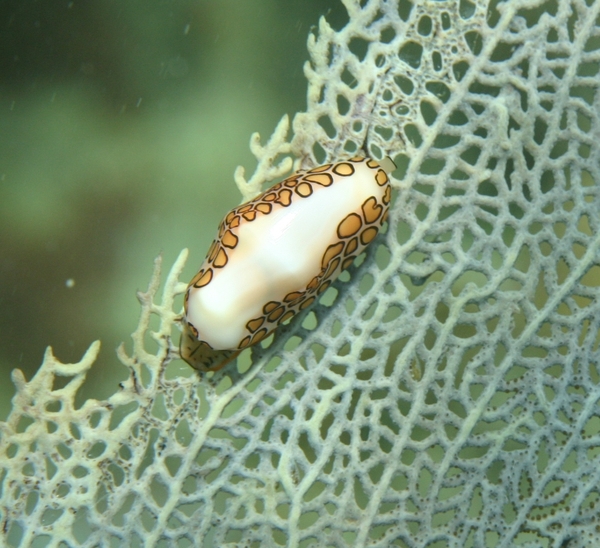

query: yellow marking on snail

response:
[181,156,395,371]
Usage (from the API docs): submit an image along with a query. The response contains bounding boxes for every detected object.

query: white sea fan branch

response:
[2,0,600,546]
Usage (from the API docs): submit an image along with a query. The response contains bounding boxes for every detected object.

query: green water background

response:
[0,0,347,419]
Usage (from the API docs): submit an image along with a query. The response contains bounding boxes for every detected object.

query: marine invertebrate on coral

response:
[2,0,600,546]
[181,156,394,371]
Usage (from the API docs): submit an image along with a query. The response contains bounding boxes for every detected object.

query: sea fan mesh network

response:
[2,0,600,546]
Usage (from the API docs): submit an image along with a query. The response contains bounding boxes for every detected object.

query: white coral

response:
[2,0,600,546]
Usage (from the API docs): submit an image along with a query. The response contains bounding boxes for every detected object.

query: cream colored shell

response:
[181,156,393,371]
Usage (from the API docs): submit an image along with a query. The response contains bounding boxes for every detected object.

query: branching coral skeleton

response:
[2,0,600,546]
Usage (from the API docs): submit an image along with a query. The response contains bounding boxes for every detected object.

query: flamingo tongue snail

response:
[180,156,396,372]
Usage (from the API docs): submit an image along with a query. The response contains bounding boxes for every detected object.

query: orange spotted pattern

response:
[181,156,392,371]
